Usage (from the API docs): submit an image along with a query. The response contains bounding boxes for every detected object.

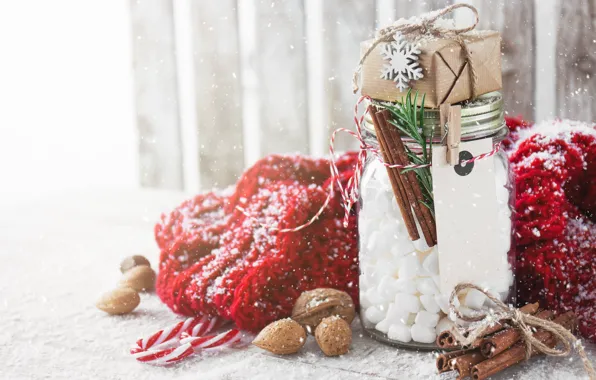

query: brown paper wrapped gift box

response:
[360,31,502,108]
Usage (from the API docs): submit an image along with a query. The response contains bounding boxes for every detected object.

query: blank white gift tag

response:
[431,139,502,294]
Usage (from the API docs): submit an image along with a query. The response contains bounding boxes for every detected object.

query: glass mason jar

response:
[358,93,515,349]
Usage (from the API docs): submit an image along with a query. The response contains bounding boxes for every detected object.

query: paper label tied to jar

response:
[431,139,506,295]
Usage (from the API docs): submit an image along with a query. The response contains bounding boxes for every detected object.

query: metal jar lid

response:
[363,92,506,143]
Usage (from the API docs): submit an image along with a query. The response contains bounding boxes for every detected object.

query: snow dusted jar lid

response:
[363,92,506,143]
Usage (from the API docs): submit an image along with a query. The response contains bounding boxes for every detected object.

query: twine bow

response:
[448,283,596,379]
[353,3,480,95]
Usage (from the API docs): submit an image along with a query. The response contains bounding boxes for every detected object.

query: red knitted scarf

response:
[507,117,596,342]
[155,153,359,332]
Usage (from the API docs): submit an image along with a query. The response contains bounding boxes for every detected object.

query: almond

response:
[120,255,151,273]
[96,287,140,315]
[252,318,306,355]
[292,288,355,331]
[315,316,352,356]
[120,265,156,292]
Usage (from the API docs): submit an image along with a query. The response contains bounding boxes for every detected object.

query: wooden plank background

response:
[254,0,310,156]
[129,0,183,189]
[191,0,245,189]
[556,0,596,122]
[130,0,596,190]
[472,0,536,120]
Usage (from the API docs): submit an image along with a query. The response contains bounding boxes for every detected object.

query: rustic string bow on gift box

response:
[443,283,595,379]
[353,3,504,108]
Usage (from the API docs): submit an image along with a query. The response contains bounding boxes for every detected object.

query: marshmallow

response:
[422,249,439,275]
[359,290,371,309]
[435,294,458,315]
[365,231,380,254]
[394,279,417,294]
[376,168,392,190]
[463,289,487,310]
[375,319,390,334]
[377,275,400,302]
[364,306,385,325]
[435,317,454,335]
[414,310,440,327]
[387,323,412,343]
[398,254,421,279]
[411,323,436,343]
[412,234,431,252]
[364,287,385,306]
[373,260,399,279]
[385,303,410,325]
[370,191,390,215]
[394,293,420,313]
[432,274,441,289]
[416,277,438,295]
[420,294,441,313]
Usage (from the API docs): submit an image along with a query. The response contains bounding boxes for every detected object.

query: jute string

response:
[448,283,595,379]
[352,3,480,97]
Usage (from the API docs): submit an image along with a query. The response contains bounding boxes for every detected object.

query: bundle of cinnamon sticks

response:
[435,304,577,380]
[368,106,437,247]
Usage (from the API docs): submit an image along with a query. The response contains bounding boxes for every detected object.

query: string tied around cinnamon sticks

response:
[353,3,480,97]
[447,283,596,379]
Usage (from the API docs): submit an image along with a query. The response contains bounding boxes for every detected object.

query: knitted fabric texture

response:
[507,117,596,343]
[155,153,359,332]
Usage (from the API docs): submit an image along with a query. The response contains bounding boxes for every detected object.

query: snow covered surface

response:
[0,190,593,379]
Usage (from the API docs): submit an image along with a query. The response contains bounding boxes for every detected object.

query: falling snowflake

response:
[380,33,423,92]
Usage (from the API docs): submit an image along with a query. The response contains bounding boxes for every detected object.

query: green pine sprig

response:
[377,90,434,215]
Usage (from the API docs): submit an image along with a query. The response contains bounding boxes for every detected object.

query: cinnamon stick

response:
[451,351,485,379]
[380,110,437,245]
[471,311,576,380]
[466,302,541,349]
[437,330,459,349]
[436,349,472,373]
[436,302,540,349]
[376,110,436,246]
[368,106,420,240]
[480,310,554,358]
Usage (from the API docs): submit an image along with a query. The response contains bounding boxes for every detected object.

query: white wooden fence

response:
[129,0,596,191]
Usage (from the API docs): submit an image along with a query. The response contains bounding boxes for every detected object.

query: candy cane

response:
[131,329,242,365]
[131,315,221,353]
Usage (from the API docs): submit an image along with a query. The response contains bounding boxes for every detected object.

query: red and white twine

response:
[236,95,503,231]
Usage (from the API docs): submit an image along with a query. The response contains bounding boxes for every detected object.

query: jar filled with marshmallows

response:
[358,93,515,349]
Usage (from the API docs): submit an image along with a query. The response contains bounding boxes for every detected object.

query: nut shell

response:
[292,288,355,330]
[120,265,156,292]
[120,255,151,273]
[96,287,140,315]
[252,318,306,355]
[315,316,352,356]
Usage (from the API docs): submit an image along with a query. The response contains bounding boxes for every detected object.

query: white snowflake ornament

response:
[380,33,423,91]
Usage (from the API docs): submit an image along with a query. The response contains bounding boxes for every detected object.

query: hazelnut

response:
[292,288,355,330]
